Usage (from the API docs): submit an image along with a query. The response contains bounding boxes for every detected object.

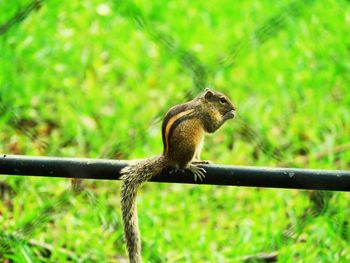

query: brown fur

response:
[120,88,236,262]
[166,117,204,168]
[120,156,166,263]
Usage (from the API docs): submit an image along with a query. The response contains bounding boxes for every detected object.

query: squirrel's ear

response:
[204,88,214,100]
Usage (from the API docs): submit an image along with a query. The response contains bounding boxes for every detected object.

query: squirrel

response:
[120,88,236,263]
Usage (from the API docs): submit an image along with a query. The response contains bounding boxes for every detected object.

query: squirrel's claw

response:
[187,164,206,182]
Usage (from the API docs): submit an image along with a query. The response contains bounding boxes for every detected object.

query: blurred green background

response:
[1,0,350,262]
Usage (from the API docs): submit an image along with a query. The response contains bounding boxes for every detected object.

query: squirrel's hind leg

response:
[187,164,206,182]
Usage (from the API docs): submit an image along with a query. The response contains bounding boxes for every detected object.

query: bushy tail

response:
[120,155,166,263]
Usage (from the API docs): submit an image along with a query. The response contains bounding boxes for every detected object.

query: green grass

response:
[1,0,350,262]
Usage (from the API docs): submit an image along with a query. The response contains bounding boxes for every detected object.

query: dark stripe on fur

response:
[162,103,190,151]
[167,113,195,146]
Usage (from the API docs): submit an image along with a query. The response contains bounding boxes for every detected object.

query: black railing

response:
[1,154,349,191]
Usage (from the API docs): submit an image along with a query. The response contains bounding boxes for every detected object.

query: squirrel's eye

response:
[220,97,227,104]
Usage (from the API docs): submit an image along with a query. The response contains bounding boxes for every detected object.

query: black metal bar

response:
[0,154,349,191]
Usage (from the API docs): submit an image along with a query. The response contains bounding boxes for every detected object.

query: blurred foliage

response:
[0,0,350,262]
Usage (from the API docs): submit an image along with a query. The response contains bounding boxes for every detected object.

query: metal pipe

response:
[0,154,349,191]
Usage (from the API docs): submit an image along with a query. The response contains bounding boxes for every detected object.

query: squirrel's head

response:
[201,87,236,119]
[197,88,236,132]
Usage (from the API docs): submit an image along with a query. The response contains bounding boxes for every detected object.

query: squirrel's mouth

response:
[224,110,236,120]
